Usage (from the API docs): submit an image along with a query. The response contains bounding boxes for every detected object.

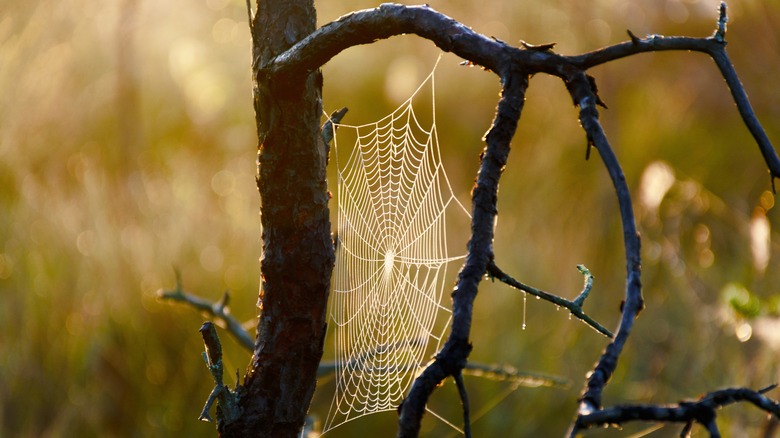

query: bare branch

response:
[160,281,568,394]
[571,386,780,435]
[263,4,509,77]
[157,271,254,351]
[566,3,780,184]
[267,3,779,187]
[229,2,780,435]
[708,47,780,185]
[397,66,529,438]
[565,70,644,415]
[486,262,613,338]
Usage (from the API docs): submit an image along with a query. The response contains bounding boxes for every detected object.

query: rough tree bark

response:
[219,0,334,436]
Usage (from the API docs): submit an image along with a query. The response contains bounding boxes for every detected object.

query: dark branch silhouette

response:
[570,385,780,437]
[250,3,779,435]
[161,1,780,435]
[487,262,612,338]
[563,69,645,416]
[158,269,254,351]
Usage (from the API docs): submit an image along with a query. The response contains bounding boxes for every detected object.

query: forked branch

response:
[570,385,780,437]
[487,262,613,338]
[237,1,780,436]
[565,70,644,415]
[157,269,254,350]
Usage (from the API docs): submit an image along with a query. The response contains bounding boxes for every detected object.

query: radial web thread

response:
[323,59,470,434]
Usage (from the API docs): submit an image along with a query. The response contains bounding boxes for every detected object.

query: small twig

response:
[764,413,780,438]
[454,372,471,438]
[713,1,727,43]
[572,264,594,307]
[157,270,254,351]
[703,417,721,438]
[198,322,242,425]
[487,262,613,338]
[680,421,694,438]
[321,106,348,168]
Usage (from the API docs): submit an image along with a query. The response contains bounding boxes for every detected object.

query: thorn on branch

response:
[585,139,594,161]
[759,383,779,395]
[587,75,608,109]
[714,2,728,43]
[520,40,556,52]
[627,29,641,45]
[565,75,607,111]
[491,35,507,45]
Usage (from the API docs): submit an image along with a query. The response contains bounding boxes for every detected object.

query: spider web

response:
[322,58,470,434]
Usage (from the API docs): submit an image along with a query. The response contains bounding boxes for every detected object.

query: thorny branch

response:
[163,1,780,435]
[265,2,780,182]
[242,1,780,436]
[262,2,780,436]
[570,385,780,437]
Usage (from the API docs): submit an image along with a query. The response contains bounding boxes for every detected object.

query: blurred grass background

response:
[1,0,779,436]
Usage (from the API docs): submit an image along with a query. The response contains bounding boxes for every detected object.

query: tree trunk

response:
[221,1,333,436]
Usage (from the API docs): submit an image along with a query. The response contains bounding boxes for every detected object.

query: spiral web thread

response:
[323,59,469,434]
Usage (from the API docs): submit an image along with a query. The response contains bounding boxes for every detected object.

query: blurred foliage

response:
[1,0,779,436]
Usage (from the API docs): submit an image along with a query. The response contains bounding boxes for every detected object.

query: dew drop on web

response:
[522,292,527,330]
